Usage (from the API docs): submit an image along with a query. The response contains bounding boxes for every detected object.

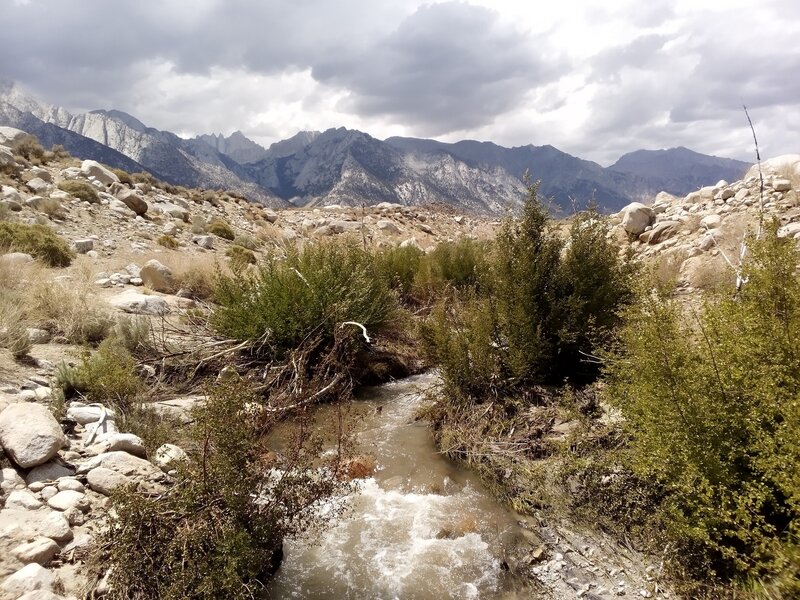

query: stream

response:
[265,373,536,599]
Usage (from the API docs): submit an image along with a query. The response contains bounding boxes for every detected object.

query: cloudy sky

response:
[1,0,798,165]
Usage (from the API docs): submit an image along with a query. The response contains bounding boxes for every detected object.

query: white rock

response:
[700,214,722,230]
[26,328,51,344]
[40,486,57,501]
[88,432,146,457]
[773,178,792,192]
[192,235,214,249]
[85,466,130,496]
[80,160,119,185]
[26,177,50,194]
[154,444,188,472]
[11,537,60,565]
[376,219,401,234]
[107,290,169,315]
[47,490,89,512]
[0,564,57,597]
[0,404,66,468]
[0,252,34,265]
[5,489,44,510]
[621,202,655,235]
[57,479,84,493]
[66,404,115,425]
[1,466,24,493]
[73,239,94,254]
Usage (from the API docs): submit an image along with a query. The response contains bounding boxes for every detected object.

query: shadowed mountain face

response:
[0,81,751,214]
[609,147,749,196]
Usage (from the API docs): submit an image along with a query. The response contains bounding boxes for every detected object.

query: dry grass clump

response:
[159,252,222,300]
[156,234,180,249]
[37,197,65,219]
[58,180,99,204]
[13,262,114,344]
[11,135,46,164]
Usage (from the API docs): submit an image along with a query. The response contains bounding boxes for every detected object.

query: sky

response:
[1,0,799,165]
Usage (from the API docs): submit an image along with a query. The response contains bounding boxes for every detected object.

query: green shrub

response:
[58,180,99,204]
[60,339,141,410]
[374,245,424,300]
[11,134,45,163]
[101,378,351,599]
[422,185,636,403]
[207,218,235,240]
[0,221,75,267]
[113,315,159,358]
[225,245,256,270]
[603,223,800,586]
[157,234,179,249]
[415,237,484,299]
[213,241,396,356]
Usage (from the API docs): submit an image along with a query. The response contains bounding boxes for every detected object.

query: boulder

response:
[26,178,50,194]
[700,214,722,230]
[66,403,115,425]
[154,444,188,472]
[621,202,655,235]
[107,290,169,315]
[0,126,27,146]
[5,489,44,510]
[0,404,66,468]
[78,451,162,479]
[140,259,176,293]
[80,160,119,185]
[746,154,800,180]
[26,328,51,345]
[11,537,60,565]
[1,467,24,493]
[773,178,793,192]
[0,252,34,265]
[376,219,401,234]
[87,432,146,457]
[85,466,131,496]
[116,188,148,215]
[0,564,58,598]
[26,462,75,486]
[0,145,16,169]
[47,490,89,512]
[73,239,94,254]
[263,209,279,223]
[193,235,214,249]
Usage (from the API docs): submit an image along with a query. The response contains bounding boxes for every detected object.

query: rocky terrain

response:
[1,81,748,215]
[0,119,796,598]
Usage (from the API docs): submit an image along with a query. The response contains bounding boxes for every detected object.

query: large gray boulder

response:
[621,202,655,235]
[116,188,148,215]
[0,126,27,146]
[0,404,66,468]
[140,259,176,293]
[0,145,16,170]
[80,160,119,185]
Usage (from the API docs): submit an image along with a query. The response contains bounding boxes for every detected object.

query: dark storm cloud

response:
[311,2,563,134]
[0,0,557,134]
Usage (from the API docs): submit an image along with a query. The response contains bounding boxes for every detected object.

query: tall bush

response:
[604,223,800,586]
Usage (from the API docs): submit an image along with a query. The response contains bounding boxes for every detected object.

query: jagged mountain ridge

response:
[0,80,750,214]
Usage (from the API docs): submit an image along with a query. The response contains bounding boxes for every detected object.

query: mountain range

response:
[0,81,749,214]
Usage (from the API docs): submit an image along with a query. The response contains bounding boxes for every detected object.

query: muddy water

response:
[265,373,535,599]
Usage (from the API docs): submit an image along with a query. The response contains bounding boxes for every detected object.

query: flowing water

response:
[265,373,535,599]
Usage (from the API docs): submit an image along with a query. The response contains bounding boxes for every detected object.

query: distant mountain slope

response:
[0,80,754,215]
[0,102,151,175]
[244,127,527,213]
[0,82,283,206]
[387,137,636,212]
[609,147,749,196]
